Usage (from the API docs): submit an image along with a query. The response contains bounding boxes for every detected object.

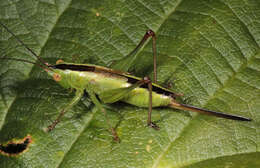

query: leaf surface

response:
[0,0,259,167]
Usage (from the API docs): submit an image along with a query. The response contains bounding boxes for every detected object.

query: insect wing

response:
[99,82,142,103]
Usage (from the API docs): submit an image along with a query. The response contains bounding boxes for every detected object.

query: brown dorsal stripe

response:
[52,64,173,96]
[51,64,95,71]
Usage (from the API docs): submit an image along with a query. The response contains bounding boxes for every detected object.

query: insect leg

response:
[112,30,157,82]
[145,77,160,130]
[86,85,120,142]
[151,31,157,83]
[46,90,83,132]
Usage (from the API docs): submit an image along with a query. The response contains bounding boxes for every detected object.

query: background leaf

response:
[0,0,259,167]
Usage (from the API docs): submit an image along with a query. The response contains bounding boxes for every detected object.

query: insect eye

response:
[53,73,62,81]
[56,59,64,64]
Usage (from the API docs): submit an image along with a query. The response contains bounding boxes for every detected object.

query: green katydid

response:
[0,21,251,141]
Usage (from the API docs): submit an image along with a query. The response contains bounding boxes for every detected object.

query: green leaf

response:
[0,0,259,167]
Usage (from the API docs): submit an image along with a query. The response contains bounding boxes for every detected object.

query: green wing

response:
[99,82,143,103]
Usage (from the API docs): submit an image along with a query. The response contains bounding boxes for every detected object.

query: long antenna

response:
[0,57,49,70]
[0,21,48,67]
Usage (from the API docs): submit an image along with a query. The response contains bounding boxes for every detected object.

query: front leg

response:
[46,90,83,132]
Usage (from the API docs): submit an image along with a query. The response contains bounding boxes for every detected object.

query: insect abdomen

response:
[121,88,172,107]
